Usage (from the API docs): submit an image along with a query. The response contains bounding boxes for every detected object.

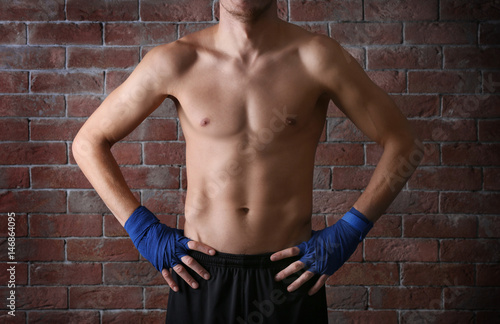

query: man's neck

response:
[215,2,282,65]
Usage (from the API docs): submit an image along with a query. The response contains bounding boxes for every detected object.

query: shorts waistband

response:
[188,250,300,269]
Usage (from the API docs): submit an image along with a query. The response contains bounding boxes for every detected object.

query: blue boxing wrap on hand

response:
[124,206,190,272]
[296,207,374,276]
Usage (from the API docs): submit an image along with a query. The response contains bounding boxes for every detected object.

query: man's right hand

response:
[124,206,216,292]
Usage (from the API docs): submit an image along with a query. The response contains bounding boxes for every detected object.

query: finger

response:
[286,270,315,293]
[308,274,329,296]
[187,240,216,256]
[270,246,301,262]
[274,260,305,281]
[181,254,211,280]
[173,263,199,289]
[161,268,179,292]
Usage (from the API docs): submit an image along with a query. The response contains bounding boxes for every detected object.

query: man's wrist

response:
[124,205,160,245]
[340,207,374,240]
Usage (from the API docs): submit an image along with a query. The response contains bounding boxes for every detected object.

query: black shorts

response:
[166,250,328,324]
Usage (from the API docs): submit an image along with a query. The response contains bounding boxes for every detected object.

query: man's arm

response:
[272,36,423,294]
[73,45,214,291]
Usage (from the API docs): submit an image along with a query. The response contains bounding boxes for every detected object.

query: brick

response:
[370,286,441,309]
[479,120,500,142]
[365,0,438,20]
[0,23,26,44]
[0,142,66,165]
[67,95,103,117]
[105,23,177,46]
[0,190,66,213]
[0,167,30,189]
[124,118,178,141]
[441,239,500,262]
[326,286,368,309]
[330,23,402,45]
[104,214,128,237]
[483,72,500,94]
[144,142,186,165]
[29,23,102,45]
[401,311,474,324]
[30,214,102,237]
[327,262,399,285]
[70,287,143,309]
[404,214,477,238]
[480,22,500,45]
[142,190,186,214]
[0,72,28,93]
[445,47,500,69]
[327,118,369,142]
[145,287,170,309]
[0,287,67,310]
[0,238,64,261]
[411,118,476,142]
[440,0,500,20]
[477,264,500,286]
[31,263,102,285]
[152,99,178,118]
[314,143,364,166]
[476,311,500,323]
[122,166,180,189]
[0,46,65,69]
[31,118,83,141]
[105,70,130,93]
[0,213,28,237]
[405,22,477,44]
[443,95,500,118]
[69,142,142,165]
[387,191,439,214]
[408,167,481,190]
[141,0,212,21]
[104,262,164,285]
[290,0,362,21]
[365,238,438,261]
[0,0,65,21]
[367,215,401,237]
[441,192,500,214]
[484,168,500,190]
[366,71,406,93]
[313,167,331,189]
[0,312,25,324]
[67,238,138,261]
[28,311,100,324]
[444,287,500,310]
[0,119,28,141]
[312,191,361,214]
[67,190,109,213]
[368,46,442,69]
[327,311,398,324]
[331,166,374,190]
[366,143,439,166]
[31,72,104,94]
[442,143,500,166]
[32,166,91,189]
[68,47,139,69]
[478,215,500,238]
[102,310,166,323]
[409,71,480,93]
[0,95,65,117]
[67,0,138,21]
[0,262,28,285]
[402,263,474,286]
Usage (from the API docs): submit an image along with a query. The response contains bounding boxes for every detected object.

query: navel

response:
[200,118,210,126]
[285,117,297,126]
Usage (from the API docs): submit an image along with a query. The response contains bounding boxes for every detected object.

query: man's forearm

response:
[73,134,140,226]
[353,137,424,223]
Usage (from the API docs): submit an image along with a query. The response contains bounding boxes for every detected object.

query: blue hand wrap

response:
[124,206,190,272]
[296,207,373,276]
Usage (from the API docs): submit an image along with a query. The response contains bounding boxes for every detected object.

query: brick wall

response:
[0,0,499,323]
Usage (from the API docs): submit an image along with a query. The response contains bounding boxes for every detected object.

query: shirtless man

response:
[73,0,422,323]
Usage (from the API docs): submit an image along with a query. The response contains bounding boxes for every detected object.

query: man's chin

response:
[221,0,274,22]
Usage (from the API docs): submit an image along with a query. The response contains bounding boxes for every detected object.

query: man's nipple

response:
[200,118,210,126]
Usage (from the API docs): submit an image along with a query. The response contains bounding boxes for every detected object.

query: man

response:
[73,0,422,323]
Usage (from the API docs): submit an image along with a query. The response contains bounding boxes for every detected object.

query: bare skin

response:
[73,0,422,295]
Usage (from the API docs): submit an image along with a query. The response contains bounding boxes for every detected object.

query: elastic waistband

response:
[189,250,300,269]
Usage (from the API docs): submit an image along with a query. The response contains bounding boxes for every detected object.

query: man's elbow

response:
[72,129,108,166]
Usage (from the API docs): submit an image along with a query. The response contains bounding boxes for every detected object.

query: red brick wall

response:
[1,0,499,323]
